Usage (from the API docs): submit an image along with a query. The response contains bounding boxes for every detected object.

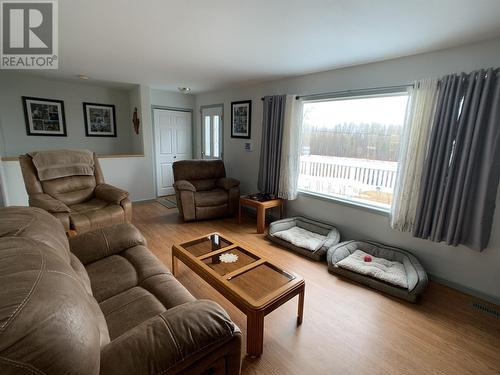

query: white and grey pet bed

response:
[267,216,340,261]
[327,240,428,303]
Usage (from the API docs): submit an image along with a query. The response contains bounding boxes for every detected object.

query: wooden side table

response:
[238,196,284,234]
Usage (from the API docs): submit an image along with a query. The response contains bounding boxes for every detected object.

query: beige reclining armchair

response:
[19,149,131,234]
[173,159,240,221]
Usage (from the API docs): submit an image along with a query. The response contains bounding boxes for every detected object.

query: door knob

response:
[173,156,177,159]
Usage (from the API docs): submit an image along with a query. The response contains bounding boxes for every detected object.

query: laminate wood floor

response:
[132,202,500,375]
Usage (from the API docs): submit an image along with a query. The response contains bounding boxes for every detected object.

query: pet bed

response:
[267,216,340,261]
[327,240,428,303]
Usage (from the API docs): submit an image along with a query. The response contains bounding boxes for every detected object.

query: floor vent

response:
[472,303,500,318]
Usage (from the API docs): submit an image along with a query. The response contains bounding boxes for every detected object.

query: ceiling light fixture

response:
[178,87,191,94]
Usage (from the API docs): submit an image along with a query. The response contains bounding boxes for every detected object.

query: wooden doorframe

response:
[151,106,194,198]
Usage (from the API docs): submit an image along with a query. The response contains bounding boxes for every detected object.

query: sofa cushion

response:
[191,178,217,191]
[86,245,195,339]
[173,159,226,181]
[69,223,146,265]
[70,197,108,213]
[69,203,125,233]
[195,189,228,207]
[86,255,139,302]
[100,287,167,340]
[41,175,97,205]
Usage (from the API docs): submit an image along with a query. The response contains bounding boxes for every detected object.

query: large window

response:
[298,91,409,211]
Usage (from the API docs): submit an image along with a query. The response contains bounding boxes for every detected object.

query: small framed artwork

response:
[231,100,251,139]
[22,96,67,136]
[83,102,117,137]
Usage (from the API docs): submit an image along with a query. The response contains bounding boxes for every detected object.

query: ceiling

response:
[42,0,500,92]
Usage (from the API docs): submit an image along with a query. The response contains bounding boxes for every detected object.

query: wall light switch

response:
[244,142,253,151]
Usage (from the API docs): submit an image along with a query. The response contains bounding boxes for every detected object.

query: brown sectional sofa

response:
[0,206,241,374]
[19,150,131,234]
[173,159,240,221]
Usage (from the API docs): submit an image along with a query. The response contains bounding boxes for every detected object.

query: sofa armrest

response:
[216,177,240,191]
[121,197,132,222]
[100,300,241,375]
[95,183,129,204]
[69,223,146,265]
[29,193,70,213]
[174,180,196,192]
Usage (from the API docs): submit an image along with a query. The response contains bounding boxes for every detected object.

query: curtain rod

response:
[260,83,413,101]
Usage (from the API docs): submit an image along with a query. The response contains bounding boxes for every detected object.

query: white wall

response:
[195,37,500,303]
[151,89,195,109]
[1,85,195,205]
[0,72,137,156]
[128,86,144,154]
[3,156,153,205]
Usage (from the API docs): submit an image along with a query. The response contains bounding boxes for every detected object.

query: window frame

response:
[298,86,411,214]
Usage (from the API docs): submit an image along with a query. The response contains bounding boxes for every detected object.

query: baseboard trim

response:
[132,198,157,204]
[428,273,500,306]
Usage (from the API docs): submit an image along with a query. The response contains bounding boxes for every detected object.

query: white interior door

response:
[154,109,192,196]
[201,105,223,159]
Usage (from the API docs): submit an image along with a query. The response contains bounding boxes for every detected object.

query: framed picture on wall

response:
[83,102,117,137]
[22,96,67,136]
[231,100,251,139]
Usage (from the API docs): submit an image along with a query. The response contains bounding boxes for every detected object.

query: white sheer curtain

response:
[278,95,303,200]
[390,78,439,231]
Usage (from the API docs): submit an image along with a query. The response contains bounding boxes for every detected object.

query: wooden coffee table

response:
[172,233,305,357]
[239,196,284,234]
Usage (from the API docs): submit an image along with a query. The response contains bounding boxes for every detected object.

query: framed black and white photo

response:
[231,100,251,139]
[22,96,67,137]
[83,102,117,137]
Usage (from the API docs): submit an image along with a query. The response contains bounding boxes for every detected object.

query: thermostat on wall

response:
[244,142,253,152]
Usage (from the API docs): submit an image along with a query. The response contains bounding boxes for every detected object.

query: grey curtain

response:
[258,95,286,195]
[413,68,500,251]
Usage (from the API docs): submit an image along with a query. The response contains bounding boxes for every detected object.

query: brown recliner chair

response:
[19,149,131,234]
[0,206,242,375]
[173,159,240,221]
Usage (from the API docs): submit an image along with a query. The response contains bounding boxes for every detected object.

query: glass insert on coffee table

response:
[180,233,233,257]
[172,232,305,357]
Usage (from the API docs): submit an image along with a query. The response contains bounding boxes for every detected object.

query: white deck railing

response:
[298,155,398,194]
